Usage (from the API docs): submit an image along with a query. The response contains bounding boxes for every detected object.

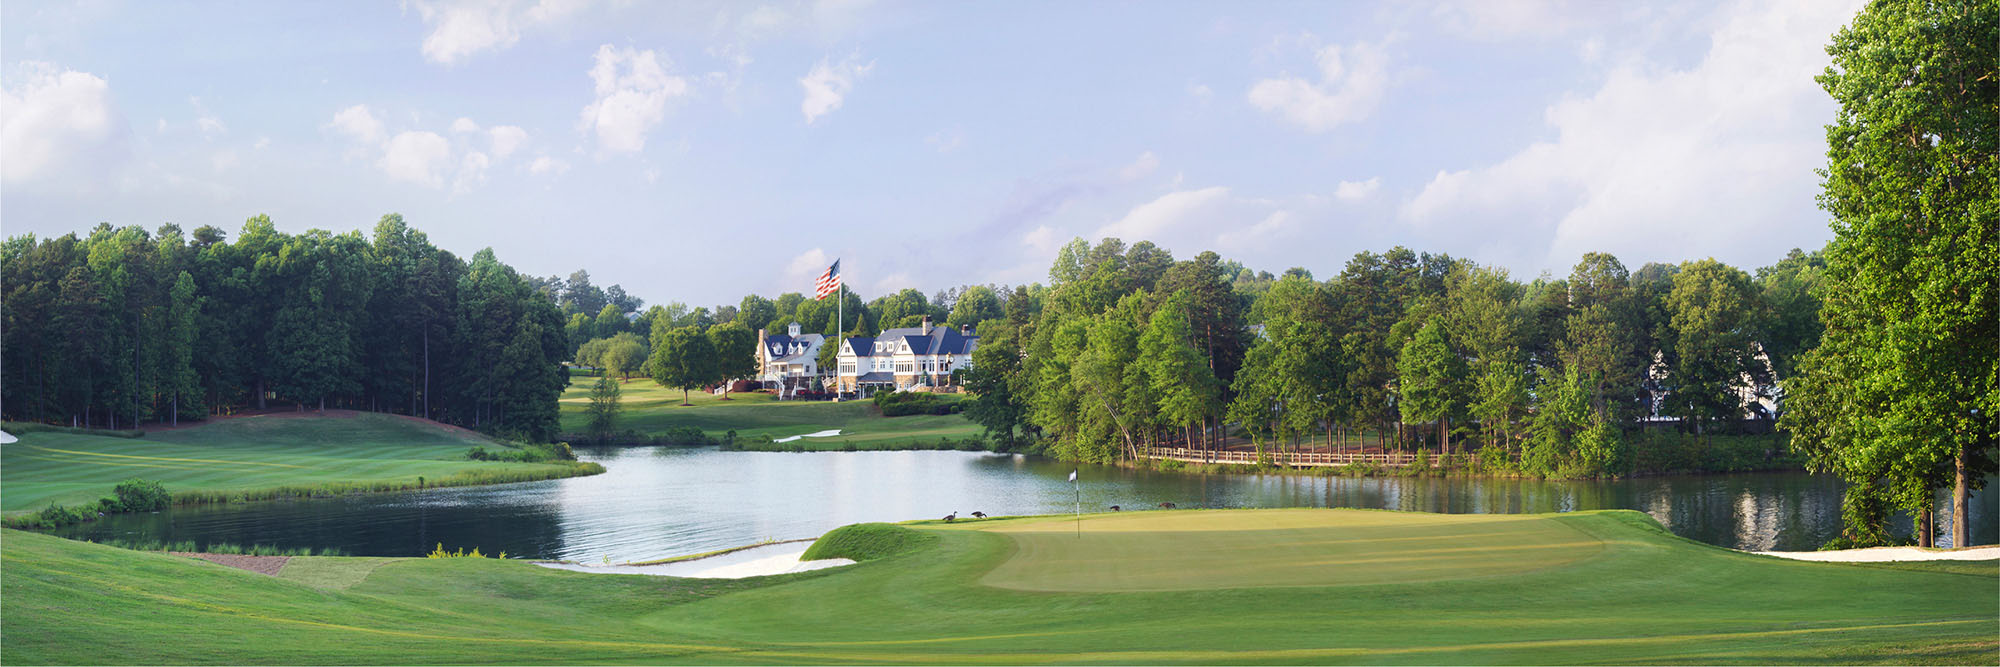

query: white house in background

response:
[835,316,978,396]
[757,323,825,392]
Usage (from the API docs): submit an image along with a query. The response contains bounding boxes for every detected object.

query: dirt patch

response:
[171,552,291,576]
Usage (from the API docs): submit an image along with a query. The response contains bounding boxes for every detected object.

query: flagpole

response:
[1073,470,1080,538]
[836,276,843,400]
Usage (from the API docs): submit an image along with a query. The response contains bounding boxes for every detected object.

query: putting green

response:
[975,509,1604,592]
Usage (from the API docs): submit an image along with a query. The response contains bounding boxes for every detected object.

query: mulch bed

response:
[170,552,290,576]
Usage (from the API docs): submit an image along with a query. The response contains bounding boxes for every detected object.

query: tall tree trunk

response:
[1953,446,1969,548]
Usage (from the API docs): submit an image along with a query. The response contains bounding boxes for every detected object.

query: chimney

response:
[921,315,933,335]
[959,324,971,336]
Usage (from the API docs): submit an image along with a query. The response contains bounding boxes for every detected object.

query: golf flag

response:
[814,260,842,300]
[1068,469,1077,482]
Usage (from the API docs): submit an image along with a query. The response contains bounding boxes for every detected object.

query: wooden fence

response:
[1141,446,1419,467]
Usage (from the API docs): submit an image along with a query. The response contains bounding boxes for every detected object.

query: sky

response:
[1,0,1864,307]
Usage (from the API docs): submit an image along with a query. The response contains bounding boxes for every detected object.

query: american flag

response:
[814,259,842,300]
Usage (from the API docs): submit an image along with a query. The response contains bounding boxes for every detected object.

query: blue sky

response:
[2,0,1861,306]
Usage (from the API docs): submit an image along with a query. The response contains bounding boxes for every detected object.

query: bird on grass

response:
[941,512,957,523]
[970,511,987,519]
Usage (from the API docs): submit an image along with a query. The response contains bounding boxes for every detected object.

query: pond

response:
[54,447,1996,561]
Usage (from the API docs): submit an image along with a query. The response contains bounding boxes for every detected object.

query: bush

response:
[113,478,170,512]
[426,543,506,559]
[801,523,935,562]
[873,391,939,417]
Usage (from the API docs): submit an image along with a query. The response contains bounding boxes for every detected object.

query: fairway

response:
[2,412,596,513]
[558,378,983,448]
[4,508,1994,665]
[977,509,1601,591]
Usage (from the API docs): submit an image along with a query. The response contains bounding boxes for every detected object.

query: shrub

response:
[872,391,939,417]
[426,543,506,559]
[113,479,171,512]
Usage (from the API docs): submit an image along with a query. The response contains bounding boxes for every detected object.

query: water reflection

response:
[53,447,1995,562]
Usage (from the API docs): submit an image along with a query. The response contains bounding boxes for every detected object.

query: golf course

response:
[558,378,983,449]
[4,508,1993,664]
[0,412,601,515]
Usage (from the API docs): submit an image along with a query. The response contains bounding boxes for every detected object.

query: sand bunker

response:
[535,542,854,578]
[1755,545,2000,562]
[772,429,842,443]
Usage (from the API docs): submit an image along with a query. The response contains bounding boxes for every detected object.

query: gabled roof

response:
[843,336,876,357]
[875,326,978,356]
[762,333,823,361]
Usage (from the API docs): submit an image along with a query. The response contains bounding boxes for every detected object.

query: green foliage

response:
[645,324,718,405]
[585,375,622,438]
[425,543,505,559]
[705,322,758,395]
[1397,318,1470,451]
[112,478,170,512]
[799,523,935,562]
[1784,0,1998,546]
[1664,259,1760,432]
[873,391,946,417]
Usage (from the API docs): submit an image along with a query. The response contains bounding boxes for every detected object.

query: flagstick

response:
[1073,472,1081,538]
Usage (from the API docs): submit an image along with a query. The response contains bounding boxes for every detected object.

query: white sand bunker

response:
[535,541,855,578]
[0,430,15,444]
[1755,545,2000,562]
[772,429,842,443]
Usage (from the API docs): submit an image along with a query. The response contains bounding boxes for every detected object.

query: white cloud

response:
[1,62,125,188]
[451,117,480,133]
[1095,186,1234,241]
[1400,0,1863,270]
[579,44,689,154]
[253,136,270,150]
[1187,82,1213,100]
[528,154,570,175]
[1430,0,1588,40]
[453,150,492,193]
[1334,177,1380,201]
[1023,225,1060,254]
[1214,210,1295,251]
[799,54,873,125]
[376,131,454,188]
[190,96,226,137]
[411,0,590,65]
[1248,36,1395,133]
[1119,151,1161,183]
[487,125,528,159]
[784,248,833,286]
[327,104,386,144]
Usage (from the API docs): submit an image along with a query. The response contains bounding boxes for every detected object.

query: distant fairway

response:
[2,412,596,513]
[977,509,1602,591]
[3,509,1994,664]
[557,378,982,448]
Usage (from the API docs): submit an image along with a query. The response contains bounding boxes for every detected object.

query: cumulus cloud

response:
[579,44,689,154]
[925,127,963,153]
[377,131,454,188]
[785,248,833,286]
[451,117,480,133]
[528,154,570,175]
[799,53,873,125]
[1,62,126,188]
[1399,0,1862,269]
[1334,177,1380,201]
[327,104,386,144]
[1119,151,1161,183]
[1095,187,1235,241]
[411,0,590,65]
[1248,36,1395,133]
[487,125,528,159]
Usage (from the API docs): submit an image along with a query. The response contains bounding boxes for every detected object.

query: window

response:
[895,362,913,373]
[840,364,856,374]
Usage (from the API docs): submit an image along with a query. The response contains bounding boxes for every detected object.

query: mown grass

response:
[3,508,1993,665]
[557,379,983,450]
[1,412,601,515]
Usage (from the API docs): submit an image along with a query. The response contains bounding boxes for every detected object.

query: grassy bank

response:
[3,508,1993,664]
[558,379,983,450]
[1,412,602,518]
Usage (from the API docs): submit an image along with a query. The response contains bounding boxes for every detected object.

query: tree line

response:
[1,215,572,442]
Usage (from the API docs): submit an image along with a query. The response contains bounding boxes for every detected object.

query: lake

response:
[54,447,1996,561]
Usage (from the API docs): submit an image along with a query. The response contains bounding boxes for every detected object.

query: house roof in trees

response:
[763,333,823,364]
[877,326,978,356]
